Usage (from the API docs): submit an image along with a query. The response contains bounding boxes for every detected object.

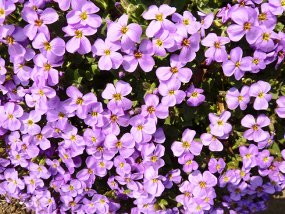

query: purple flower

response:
[0,0,16,25]
[241,114,270,142]
[61,179,82,197]
[156,54,192,83]
[201,33,230,62]
[249,176,275,196]
[32,32,65,61]
[152,30,174,57]
[158,79,186,107]
[104,133,135,158]
[188,170,217,197]
[186,84,205,107]
[122,39,155,72]
[0,102,23,131]
[227,7,262,44]
[0,25,26,57]
[171,26,200,63]
[92,39,123,70]
[249,80,272,110]
[107,14,142,51]
[257,150,273,169]
[276,96,285,118]
[171,129,203,157]
[198,12,214,37]
[172,11,201,34]
[114,156,131,176]
[3,168,25,193]
[143,166,165,196]
[64,86,97,118]
[254,25,277,52]
[239,144,258,168]
[62,25,96,54]
[33,54,62,86]
[222,47,252,80]
[200,133,223,152]
[226,86,250,110]
[208,158,226,174]
[268,0,285,15]
[142,143,165,169]
[209,111,232,137]
[129,115,156,143]
[142,4,176,38]
[178,153,199,173]
[102,80,132,111]
[20,110,41,135]
[141,94,169,120]
[22,8,58,40]
[250,50,267,73]
[66,0,101,29]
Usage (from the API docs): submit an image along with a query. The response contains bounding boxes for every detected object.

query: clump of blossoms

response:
[0,0,285,213]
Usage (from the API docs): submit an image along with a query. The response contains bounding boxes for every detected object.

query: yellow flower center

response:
[262,33,270,41]
[169,90,175,95]
[0,8,5,16]
[110,114,117,122]
[113,93,121,101]
[116,141,122,148]
[27,120,34,126]
[35,19,43,26]
[69,185,74,191]
[191,92,198,98]
[121,26,128,34]
[147,106,155,114]
[76,97,84,105]
[183,19,189,25]
[171,67,179,74]
[137,125,143,130]
[199,181,206,189]
[104,49,111,56]
[243,22,251,30]
[6,36,14,45]
[217,120,223,125]
[8,114,14,119]
[258,13,267,21]
[58,112,65,119]
[44,63,51,71]
[182,38,190,47]
[38,89,44,96]
[75,30,83,39]
[253,58,259,65]
[70,135,76,142]
[182,141,190,149]
[134,51,142,59]
[91,137,97,143]
[80,11,88,20]
[238,95,243,101]
[258,92,264,98]
[252,124,259,131]
[214,41,221,49]
[235,61,241,68]
[156,39,163,47]
[99,162,105,167]
[91,111,98,117]
[155,13,163,21]
[151,155,158,162]
[44,42,51,51]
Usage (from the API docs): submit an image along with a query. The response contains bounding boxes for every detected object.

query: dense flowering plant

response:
[0,0,285,213]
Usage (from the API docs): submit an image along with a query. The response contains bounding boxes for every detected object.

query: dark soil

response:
[0,199,31,214]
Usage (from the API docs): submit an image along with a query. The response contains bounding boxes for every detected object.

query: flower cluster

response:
[0,0,285,213]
